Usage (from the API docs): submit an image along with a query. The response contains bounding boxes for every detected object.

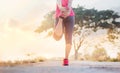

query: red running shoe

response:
[63,59,69,66]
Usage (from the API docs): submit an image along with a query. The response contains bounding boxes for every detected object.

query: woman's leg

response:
[53,18,63,41]
[65,44,72,59]
[63,16,74,65]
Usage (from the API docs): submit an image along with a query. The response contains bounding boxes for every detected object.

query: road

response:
[0,61,120,73]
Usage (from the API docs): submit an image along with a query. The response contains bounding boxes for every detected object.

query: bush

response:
[91,47,108,61]
[0,57,45,66]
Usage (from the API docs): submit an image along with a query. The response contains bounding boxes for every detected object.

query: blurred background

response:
[0,0,120,65]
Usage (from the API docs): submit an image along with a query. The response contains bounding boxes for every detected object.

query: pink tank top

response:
[55,0,75,18]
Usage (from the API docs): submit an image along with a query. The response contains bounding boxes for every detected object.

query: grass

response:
[0,57,45,66]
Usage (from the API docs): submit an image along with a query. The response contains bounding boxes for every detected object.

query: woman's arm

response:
[57,0,65,11]
[57,0,73,18]
[57,0,73,11]
[65,0,73,15]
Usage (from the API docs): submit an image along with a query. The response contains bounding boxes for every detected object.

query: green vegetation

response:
[35,6,120,62]
[91,47,108,61]
[76,48,120,62]
[35,11,55,33]
[35,6,120,33]
[0,57,45,66]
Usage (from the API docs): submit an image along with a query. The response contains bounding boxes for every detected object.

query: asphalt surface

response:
[0,61,120,73]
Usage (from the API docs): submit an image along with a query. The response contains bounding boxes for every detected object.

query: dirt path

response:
[0,61,120,73]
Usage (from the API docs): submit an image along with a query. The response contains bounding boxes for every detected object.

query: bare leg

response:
[63,44,71,66]
[65,44,72,59]
[53,18,63,41]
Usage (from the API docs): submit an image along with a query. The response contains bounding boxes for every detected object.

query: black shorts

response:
[55,16,75,45]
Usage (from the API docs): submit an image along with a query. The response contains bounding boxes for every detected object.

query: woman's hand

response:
[60,8,71,18]
[62,10,70,18]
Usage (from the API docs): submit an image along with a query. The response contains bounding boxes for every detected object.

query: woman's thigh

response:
[64,16,75,45]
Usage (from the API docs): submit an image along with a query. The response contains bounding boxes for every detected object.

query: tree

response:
[73,7,98,28]
[73,25,92,60]
[93,10,120,29]
[35,11,55,33]
[73,34,84,60]
[73,6,85,27]
[34,7,120,61]
[112,13,120,28]
[73,25,83,60]
[35,6,120,33]
[73,7,120,29]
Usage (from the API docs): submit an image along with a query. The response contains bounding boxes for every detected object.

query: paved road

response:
[0,61,120,73]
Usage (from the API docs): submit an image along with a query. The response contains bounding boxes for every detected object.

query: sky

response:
[0,0,56,30]
[73,0,120,10]
[0,0,120,61]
